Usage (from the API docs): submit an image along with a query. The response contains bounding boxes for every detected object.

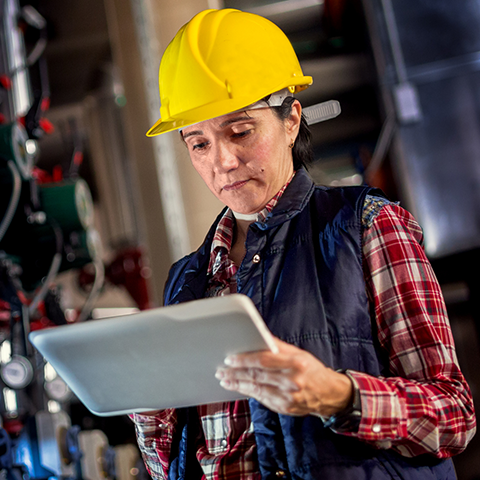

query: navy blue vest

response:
[164,169,455,479]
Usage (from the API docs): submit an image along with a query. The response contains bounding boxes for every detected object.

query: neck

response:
[229,218,253,267]
[235,218,254,240]
[231,209,259,243]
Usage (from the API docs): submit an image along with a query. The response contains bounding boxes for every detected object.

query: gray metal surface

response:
[363,0,480,258]
[394,73,480,258]
[36,411,75,478]
[0,0,32,121]
[223,0,324,34]
[393,0,480,68]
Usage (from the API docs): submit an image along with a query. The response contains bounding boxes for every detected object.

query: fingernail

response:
[224,356,234,366]
[220,379,231,388]
[215,369,225,379]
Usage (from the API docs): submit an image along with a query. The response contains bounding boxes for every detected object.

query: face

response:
[181,102,301,214]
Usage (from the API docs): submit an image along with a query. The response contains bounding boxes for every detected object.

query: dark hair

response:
[270,96,314,170]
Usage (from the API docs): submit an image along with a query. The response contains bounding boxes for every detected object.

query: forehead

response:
[181,108,274,138]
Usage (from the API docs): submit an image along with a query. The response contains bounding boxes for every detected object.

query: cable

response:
[0,160,22,243]
[77,253,105,322]
[21,304,30,357]
[28,222,63,316]
[364,112,397,179]
[22,5,48,66]
[26,35,47,67]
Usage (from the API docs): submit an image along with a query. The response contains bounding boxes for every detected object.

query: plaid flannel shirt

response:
[132,195,476,480]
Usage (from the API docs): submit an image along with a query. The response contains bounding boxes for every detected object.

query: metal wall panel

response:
[393,0,480,68]
[363,0,480,258]
[395,73,480,257]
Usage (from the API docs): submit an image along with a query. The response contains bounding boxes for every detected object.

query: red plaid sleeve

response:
[130,409,177,479]
[347,201,476,457]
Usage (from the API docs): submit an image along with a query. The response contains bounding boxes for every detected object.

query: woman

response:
[132,8,476,480]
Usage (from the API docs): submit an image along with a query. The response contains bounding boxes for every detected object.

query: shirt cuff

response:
[348,370,408,443]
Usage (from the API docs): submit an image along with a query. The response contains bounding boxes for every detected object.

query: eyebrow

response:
[219,115,253,128]
[181,115,254,140]
[182,129,203,140]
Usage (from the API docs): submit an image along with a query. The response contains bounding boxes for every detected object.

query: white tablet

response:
[29,294,277,416]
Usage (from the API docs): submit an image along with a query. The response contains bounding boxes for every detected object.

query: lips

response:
[223,179,250,191]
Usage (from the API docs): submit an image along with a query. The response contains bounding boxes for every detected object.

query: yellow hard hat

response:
[146,8,313,136]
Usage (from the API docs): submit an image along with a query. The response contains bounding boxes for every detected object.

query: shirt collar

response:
[207,172,295,275]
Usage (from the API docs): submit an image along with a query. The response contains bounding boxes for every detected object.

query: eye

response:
[192,141,209,151]
[232,129,252,139]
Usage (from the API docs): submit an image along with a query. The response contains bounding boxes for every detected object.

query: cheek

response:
[251,141,277,172]
[191,160,213,186]
[191,161,227,203]
[191,161,205,178]
[191,156,209,176]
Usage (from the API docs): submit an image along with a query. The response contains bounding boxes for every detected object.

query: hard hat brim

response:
[146,77,313,137]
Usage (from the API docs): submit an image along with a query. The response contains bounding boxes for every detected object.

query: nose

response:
[212,140,240,173]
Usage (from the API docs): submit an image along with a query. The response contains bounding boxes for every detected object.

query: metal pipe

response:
[379,0,408,83]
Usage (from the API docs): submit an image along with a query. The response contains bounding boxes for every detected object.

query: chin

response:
[225,196,265,214]
[231,204,261,214]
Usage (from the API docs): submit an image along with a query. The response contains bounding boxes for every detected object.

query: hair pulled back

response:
[269,96,314,170]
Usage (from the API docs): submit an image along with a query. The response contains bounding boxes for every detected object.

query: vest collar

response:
[255,167,315,230]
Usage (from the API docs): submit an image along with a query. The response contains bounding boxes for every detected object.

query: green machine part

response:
[1,178,95,255]
[39,179,94,233]
[0,120,98,289]
[1,177,97,290]
[20,180,97,290]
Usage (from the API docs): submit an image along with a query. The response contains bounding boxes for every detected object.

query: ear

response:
[286,99,302,140]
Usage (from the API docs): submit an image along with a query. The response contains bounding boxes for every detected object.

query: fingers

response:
[216,338,353,417]
[224,351,283,369]
[225,338,309,370]
[215,338,342,416]
[216,366,300,391]
[219,377,300,413]
[218,375,311,416]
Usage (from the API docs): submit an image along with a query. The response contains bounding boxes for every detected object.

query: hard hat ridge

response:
[147,8,313,136]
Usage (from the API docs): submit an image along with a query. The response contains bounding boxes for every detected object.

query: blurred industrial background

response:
[0,0,479,479]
